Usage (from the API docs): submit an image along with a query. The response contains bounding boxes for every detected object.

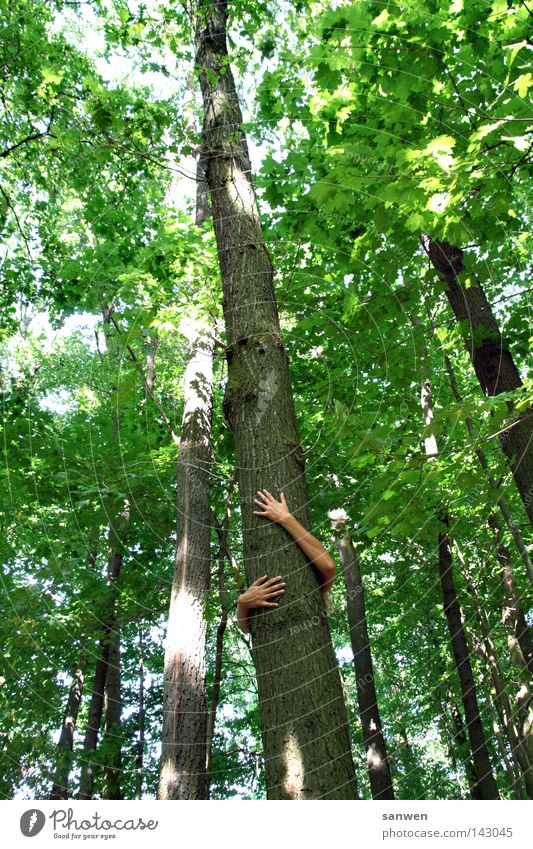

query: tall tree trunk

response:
[206,485,235,796]
[456,547,531,797]
[497,533,533,676]
[135,630,145,801]
[49,662,85,800]
[103,611,122,799]
[442,348,533,587]
[426,238,533,526]
[438,523,499,798]
[194,0,357,799]
[78,637,110,799]
[330,513,394,799]
[427,622,480,799]
[448,696,483,799]
[77,531,123,800]
[415,316,499,798]
[158,323,215,800]
[484,697,525,799]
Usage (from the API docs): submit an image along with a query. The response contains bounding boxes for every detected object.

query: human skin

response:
[237,490,336,633]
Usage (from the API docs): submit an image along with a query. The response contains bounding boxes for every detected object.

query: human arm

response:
[237,574,286,634]
[253,490,336,595]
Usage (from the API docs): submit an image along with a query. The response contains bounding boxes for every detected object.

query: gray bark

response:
[194,0,357,799]
[158,324,215,800]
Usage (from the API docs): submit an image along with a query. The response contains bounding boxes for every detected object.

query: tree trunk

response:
[330,516,394,799]
[206,487,235,796]
[78,525,123,800]
[103,615,122,799]
[426,238,533,526]
[77,638,110,799]
[414,316,499,798]
[484,697,525,799]
[438,523,499,798]
[442,350,533,587]
[457,547,531,797]
[448,697,483,799]
[427,621,480,799]
[194,0,357,799]
[158,323,215,800]
[135,630,145,801]
[498,539,533,677]
[49,662,85,800]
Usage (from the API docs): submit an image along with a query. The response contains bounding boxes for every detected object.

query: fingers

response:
[256,489,274,503]
[251,575,269,586]
[264,575,283,587]
[258,601,279,608]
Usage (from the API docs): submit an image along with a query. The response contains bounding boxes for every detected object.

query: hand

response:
[253,489,291,525]
[238,575,286,610]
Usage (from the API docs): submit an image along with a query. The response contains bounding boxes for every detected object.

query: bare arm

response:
[253,490,336,595]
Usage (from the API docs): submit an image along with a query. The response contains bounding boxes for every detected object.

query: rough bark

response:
[194,0,357,799]
[49,662,85,800]
[331,519,394,799]
[438,523,499,798]
[206,488,234,796]
[427,238,533,526]
[158,324,215,800]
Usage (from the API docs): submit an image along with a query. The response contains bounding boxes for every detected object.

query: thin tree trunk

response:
[49,662,86,800]
[484,697,525,798]
[330,514,394,799]
[157,133,215,800]
[497,534,533,676]
[135,630,145,801]
[448,696,483,799]
[507,627,533,798]
[415,316,499,798]
[158,322,215,800]
[427,621,480,799]
[438,523,499,798]
[205,484,235,796]
[103,612,122,799]
[77,638,110,799]
[426,238,533,526]
[438,702,468,798]
[456,547,531,797]
[442,349,533,587]
[194,0,357,799]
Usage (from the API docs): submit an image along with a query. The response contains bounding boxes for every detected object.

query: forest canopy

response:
[0,0,532,802]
